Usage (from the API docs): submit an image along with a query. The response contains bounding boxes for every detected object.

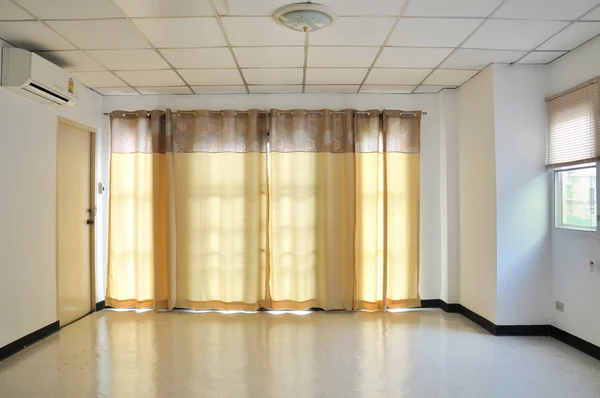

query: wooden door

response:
[56,121,94,326]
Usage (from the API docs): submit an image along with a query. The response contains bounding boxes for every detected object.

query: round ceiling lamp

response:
[273,3,336,32]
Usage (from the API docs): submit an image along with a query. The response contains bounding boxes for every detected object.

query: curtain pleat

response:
[106,108,421,311]
[269,110,355,310]
[171,110,268,310]
[106,110,172,309]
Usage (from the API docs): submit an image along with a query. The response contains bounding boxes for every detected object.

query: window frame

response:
[553,161,599,233]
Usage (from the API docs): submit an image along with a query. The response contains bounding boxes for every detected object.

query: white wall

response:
[493,64,551,325]
[0,39,103,347]
[550,36,600,95]
[457,67,498,323]
[100,93,442,302]
[547,35,600,346]
[438,89,460,303]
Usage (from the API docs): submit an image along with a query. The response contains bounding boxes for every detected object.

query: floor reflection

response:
[1,310,599,397]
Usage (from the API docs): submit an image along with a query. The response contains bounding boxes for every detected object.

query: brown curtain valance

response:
[110,109,422,154]
[110,110,168,154]
[172,109,268,153]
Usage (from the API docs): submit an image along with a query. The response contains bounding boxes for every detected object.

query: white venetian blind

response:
[547,78,600,167]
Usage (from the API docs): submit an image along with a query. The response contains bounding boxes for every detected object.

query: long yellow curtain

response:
[106,109,421,310]
[269,110,356,310]
[171,110,269,310]
[354,110,421,310]
[106,110,172,309]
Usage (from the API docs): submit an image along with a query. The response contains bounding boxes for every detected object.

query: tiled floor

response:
[1,309,599,397]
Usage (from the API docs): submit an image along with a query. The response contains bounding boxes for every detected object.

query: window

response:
[554,163,597,231]
[548,79,600,231]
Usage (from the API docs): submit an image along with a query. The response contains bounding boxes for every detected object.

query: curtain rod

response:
[103,110,428,116]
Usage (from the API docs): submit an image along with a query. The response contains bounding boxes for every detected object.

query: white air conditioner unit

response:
[1,47,77,106]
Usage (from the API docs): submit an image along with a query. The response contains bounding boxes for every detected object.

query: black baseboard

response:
[496,325,551,336]
[95,300,105,311]
[422,299,599,361]
[456,304,498,335]
[421,299,458,312]
[0,321,59,362]
[420,299,442,308]
[551,326,600,361]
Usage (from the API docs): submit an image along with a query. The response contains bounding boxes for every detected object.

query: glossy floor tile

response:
[1,309,599,397]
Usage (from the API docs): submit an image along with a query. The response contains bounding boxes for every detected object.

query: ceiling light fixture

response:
[273,2,336,32]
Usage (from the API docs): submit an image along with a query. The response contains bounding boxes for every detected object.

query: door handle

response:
[86,219,95,225]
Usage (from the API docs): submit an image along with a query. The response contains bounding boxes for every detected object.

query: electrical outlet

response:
[556,301,564,312]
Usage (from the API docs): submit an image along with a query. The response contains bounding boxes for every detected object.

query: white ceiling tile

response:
[17,0,123,19]
[441,49,526,69]
[192,85,247,94]
[361,85,416,93]
[36,50,104,71]
[225,0,405,17]
[133,18,225,48]
[306,68,368,84]
[423,69,478,85]
[222,17,305,46]
[308,47,379,68]
[389,18,482,47]
[414,85,456,93]
[583,7,600,20]
[404,0,503,17]
[538,22,600,50]
[114,0,213,17]
[311,17,395,46]
[234,47,304,68]
[0,0,33,20]
[243,68,303,84]
[305,85,360,93]
[116,70,185,86]
[319,0,406,16]
[86,49,169,70]
[0,21,74,50]
[160,48,236,68]
[179,69,244,85]
[494,0,600,20]
[72,71,127,87]
[95,87,139,95]
[463,19,568,51]
[136,86,193,94]
[366,68,431,85]
[517,51,567,64]
[377,47,453,68]
[224,0,289,16]
[249,85,303,93]
[48,20,149,49]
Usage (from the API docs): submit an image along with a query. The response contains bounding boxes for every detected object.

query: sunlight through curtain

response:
[171,110,269,310]
[106,110,173,309]
[106,109,421,310]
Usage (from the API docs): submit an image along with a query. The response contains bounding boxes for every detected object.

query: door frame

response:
[55,116,97,325]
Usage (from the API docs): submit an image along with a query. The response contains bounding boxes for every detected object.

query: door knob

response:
[87,219,95,225]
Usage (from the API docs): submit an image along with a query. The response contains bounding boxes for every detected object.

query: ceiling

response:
[1,0,600,96]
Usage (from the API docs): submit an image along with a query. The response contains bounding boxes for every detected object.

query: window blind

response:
[547,78,600,168]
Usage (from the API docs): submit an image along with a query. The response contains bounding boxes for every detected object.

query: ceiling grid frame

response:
[355,0,413,93]
[511,3,600,64]
[1,0,600,95]
[207,0,250,93]
[105,0,194,94]
[409,0,511,93]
